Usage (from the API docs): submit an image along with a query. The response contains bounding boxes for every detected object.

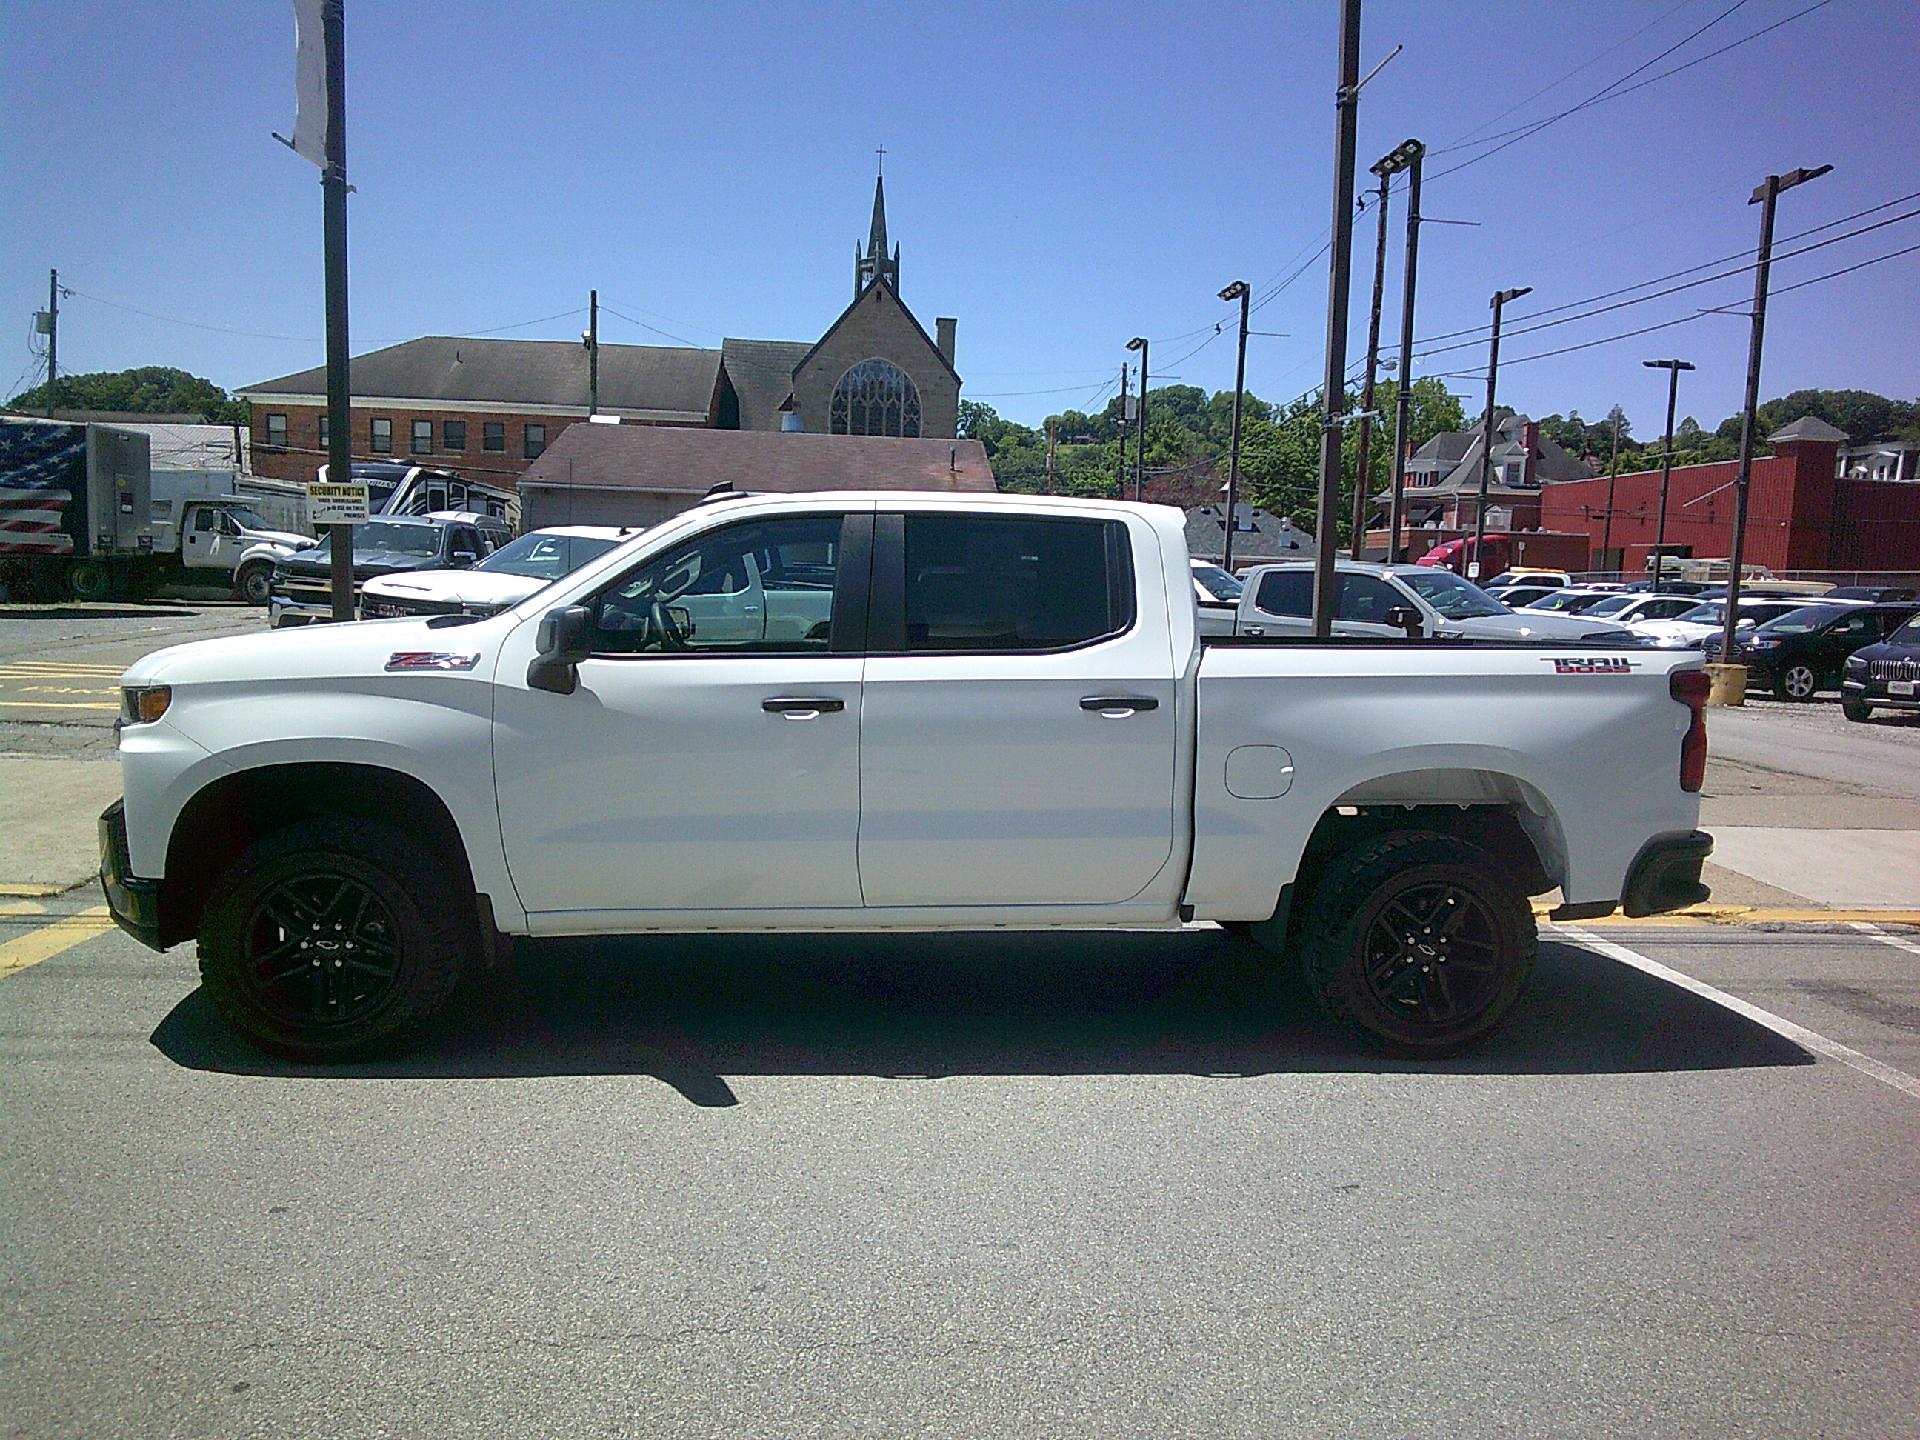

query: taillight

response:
[1671,668,1710,792]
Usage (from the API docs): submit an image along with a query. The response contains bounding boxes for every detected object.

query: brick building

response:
[1538,417,1920,574]
[238,174,961,485]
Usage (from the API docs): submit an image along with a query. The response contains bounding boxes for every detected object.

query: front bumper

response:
[98,800,165,951]
[1842,677,1920,711]
[269,593,346,627]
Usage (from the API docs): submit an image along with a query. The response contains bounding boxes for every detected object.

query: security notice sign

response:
[309,483,370,525]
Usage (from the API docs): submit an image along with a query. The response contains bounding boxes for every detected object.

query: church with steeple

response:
[720,169,962,440]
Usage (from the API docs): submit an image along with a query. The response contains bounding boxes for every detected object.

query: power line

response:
[1429,0,1836,182]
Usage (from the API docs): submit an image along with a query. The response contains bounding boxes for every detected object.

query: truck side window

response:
[588,515,840,656]
[1255,570,1311,617]
[1337,574,1402,624]
[898,514,1131,653]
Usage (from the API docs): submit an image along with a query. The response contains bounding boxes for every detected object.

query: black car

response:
[1841,611,1920,721]
[1824,585,1919,603]
[1704,602,1920,701]
[269,515,513,627]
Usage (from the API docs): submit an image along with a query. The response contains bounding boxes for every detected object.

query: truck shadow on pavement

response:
[150,930,1812,1105]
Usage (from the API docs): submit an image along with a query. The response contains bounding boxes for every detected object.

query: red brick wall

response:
[1531,438,1919,572]
[247,403,707,485]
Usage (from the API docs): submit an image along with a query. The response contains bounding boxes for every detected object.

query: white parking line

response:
[1563,925,1920,1102]
[1850,921,1920,959]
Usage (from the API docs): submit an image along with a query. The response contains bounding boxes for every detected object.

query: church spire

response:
[855,151,900,296]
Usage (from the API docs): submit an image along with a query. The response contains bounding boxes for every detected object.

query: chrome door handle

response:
[763,696,845,717]
[1081,694,1158,714]
[1243,625,1264,635]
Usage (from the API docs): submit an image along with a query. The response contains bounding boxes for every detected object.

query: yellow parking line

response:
[0,906,116,979]
[0,700,120,710]
[0,883,63,897]
[1537,904,1920,928]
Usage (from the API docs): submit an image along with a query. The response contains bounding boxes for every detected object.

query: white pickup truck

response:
[101,493,1712,1060]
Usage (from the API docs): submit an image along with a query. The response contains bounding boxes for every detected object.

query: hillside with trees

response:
[5,366,248,423]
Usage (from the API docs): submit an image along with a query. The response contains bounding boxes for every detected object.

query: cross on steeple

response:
[875,145,886,176]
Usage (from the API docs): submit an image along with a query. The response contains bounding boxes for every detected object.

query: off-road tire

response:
[1294,831,1536,1057]
[1773,662,1818,702]
[197,817,469,1059]
[68,560,112,602]
[1842,697,1872,722]
[237,561,273,607]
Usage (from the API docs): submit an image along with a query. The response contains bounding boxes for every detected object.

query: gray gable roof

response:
[237,336,722,420]
[1769,415,1849,443]
[722,338,812,431]
[1184,503,1312,563]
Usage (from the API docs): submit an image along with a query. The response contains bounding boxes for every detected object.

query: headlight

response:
[1748,638,1779,650]
[119,685,171,726]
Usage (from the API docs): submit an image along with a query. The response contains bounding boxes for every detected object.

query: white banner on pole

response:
[289,0,328,168]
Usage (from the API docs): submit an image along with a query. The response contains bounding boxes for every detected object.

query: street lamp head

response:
[1370,137,1424,177]
[1642,358,1697,372]
[1219,280,1249,302]
[1751,163,1832,203]
[1126,336,1147,352]
[1492,286,1532,306]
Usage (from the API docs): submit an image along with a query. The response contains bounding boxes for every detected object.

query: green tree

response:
[6,365,248,422]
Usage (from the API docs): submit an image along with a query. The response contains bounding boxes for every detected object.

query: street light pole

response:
[1380,139,1424,565]
[1127,336,1148,502]
[1643,358,1695,594]
[1219,281,1251,572]
[1601,414,1620,572]
[1350,170,1391,558]
[1470,285,1530,582]
[1310,0,1364,636]
[320,0,354,624]
[1718,164,1830,666]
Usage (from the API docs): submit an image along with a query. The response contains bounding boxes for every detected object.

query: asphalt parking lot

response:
[2,601,1918,1438]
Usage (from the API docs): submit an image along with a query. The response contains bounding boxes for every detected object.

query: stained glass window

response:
[830,359,922,437]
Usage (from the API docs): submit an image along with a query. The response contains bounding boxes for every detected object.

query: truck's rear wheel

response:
[196,818,468,1059]
[1295,832,1535,1057]
[237,561,273,606]
[68,560,112,602]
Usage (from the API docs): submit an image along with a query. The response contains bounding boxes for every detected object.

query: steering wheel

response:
[649,598,690,652]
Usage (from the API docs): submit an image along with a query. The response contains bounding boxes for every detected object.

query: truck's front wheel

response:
[236,561,273,606]
[197,818,468,1059]
[1295,832,1535,1057]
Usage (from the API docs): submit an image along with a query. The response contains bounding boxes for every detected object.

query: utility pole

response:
[1601,413,1620,571]
[587,288,599,417]
[1127,336,1149,502]
[320,0,354,624]
[1470,285,1531,582]
[1310,0,1363,635]
[1350,170,1391,558]
[1644,359,1694,593]
[1219,280,1251,572]
[1378,139,1423,566]
[1719,164,1830,666]
[1044,418,1056,495]
[44,270,60,416]
[1114,364,1130,496]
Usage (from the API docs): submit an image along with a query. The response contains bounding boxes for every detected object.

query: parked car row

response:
[1704,601,1920,702]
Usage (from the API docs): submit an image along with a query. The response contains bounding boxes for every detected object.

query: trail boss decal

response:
[1544,656,1637,674]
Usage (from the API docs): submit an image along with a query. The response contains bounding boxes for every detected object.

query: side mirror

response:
[451,548,479,566]
[527,604,593,694]
[1385,605,1425,638]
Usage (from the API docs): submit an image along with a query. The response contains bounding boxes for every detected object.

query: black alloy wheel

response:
[238,563,273,606]
[1358,880,1505,1027]
[237,872,403,1031]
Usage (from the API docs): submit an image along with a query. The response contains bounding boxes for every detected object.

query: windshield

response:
[1674,602,1725,624]
[1755,604,1848,636]
[1582,594,1638,617]
[478,532,622,580]
[1527,590,1604,613]
[224,506,269,530]
[1891,616,1920,645]
[1191,563,1243,602]
[306,521,442,558]
[1398,568,1508,620]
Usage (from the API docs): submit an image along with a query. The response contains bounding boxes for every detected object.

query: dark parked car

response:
[1841,612,1920,721]
[1705,602,1920,701]
[269,514,513,627]
[1824,585,1919,603]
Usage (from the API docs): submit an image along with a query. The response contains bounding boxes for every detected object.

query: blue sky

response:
[4,0,1914,439]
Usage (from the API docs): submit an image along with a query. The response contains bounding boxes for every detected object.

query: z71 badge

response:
[1545,656,1637,674]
